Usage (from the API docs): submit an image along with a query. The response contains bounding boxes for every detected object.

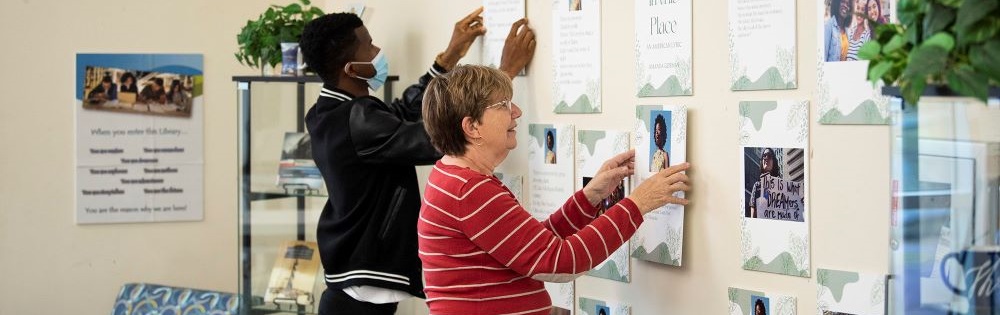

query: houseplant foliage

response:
[235,0,325,70]
[859,0,1000,104]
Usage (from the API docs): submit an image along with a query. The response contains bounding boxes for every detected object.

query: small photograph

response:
[569,0,582,11]
[278,132,322,193]
[743,147,806,222]
[595,304,611,315]
[823,0,890,62]
[649,110,672,172]
[751,295,770,315]
[582,177,626,216]
[545,127,558,164]
[82,66,198,118]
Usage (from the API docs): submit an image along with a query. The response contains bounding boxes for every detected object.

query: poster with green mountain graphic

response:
[553,0,601,113]
[817,268,885,315]
[728,0,796,91]
[634,0,692,97]
[738,101,810,277]
[631,105,687,266]
[576,129,631,282]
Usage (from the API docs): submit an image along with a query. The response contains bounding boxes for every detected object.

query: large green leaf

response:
[897,0,926,26]
[869,61,893,83]
[939,0,964,7]
[903,44,948,78]
[959,17,1000,45]
[283,3,302,14]
[859,41,882,60]
[947,64,989,102]
[970,40,1000,82]
[956,0,997,31]
[924,32,956,52]
[901,78,928,105]
[883,34,906,54]
[923,3,956,39]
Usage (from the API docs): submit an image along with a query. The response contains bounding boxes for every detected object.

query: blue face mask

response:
[345,51,389,91]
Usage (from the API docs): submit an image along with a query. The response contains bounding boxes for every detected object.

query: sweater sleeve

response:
[455,180,644,279]
[541,190,603,239]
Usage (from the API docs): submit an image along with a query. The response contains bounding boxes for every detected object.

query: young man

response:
[300,8,535,314]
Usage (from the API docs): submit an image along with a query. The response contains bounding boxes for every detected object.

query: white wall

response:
[0,0,890,314]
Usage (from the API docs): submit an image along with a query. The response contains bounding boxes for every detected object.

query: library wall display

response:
[576,129,631,282]
[75,53,204,224]
[578,296,630,315]
[483,0,526,71]
[553,0,601,113]
[814,0,891,124]
[631,105,688,266]
[264,241,321,306]
[728,0,797,91]
[738,100,810,277]
[816,268,885,315]
[728,287,797,315]
[634,0,693,97]
[528,123,577,314]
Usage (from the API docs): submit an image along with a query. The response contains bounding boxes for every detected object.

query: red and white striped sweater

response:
[418,161,644,315]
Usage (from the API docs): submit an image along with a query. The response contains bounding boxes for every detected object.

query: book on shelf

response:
[277,132,323,193]
[264,240,321,306]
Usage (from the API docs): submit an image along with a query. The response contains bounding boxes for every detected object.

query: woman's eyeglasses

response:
[484,100,513,112]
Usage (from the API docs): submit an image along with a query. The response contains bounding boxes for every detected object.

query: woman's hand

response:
[629,163,691,214]
[582,150,635,206]
[439,7,487,70]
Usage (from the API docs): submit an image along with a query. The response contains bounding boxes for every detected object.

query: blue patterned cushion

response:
[112,283,239,315]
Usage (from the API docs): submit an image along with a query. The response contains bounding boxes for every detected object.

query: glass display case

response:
[888,87,1000,315]
[234,75,398,314]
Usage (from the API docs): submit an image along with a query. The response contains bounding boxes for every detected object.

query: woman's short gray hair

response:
[422,65,513,156]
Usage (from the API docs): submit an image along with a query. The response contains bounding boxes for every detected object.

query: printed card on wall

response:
[576,130,631,282]
[817,269,885,315]
[493,172,525,201]
[483,0,526,70]
[578,297,630,315]
[815,0,891,124]
[631,105,687,266]
[729,287,797,315]
[75,53,204,224]
[738,100,810,277]
[634,0,693,97]
[553,0,601,113]
[728,0,797,90]
[528,123,576,315]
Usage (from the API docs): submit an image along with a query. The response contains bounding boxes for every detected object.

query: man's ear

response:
[345,62,376,78]
[461,116,481,140]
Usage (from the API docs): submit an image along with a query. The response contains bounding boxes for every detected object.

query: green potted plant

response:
[859,0,1000,104]
[235,0,325,74]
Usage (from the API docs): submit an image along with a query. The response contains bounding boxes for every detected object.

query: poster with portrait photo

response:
[817,268,885,315]
[576,129,631,283]
[728,0,797,91]
[816,0,893,124]
[631,105,687,266]
[75,53,204,224]
[552,0,601,113]
[527,123,576,314]
[578,297,630,315]
[738,100,810,277]
[544,127,559,164]
[727,287,796,315]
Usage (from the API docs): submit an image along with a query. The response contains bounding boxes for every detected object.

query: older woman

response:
[419,65,691,315]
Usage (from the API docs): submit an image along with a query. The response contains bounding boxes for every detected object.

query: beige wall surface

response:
[0,0,889,314]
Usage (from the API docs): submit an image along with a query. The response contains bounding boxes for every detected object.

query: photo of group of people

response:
[582,177,626,216]
[823,0,890,62]
[82,66,196,117]
[743,147,806,222]
[648,110,672,172]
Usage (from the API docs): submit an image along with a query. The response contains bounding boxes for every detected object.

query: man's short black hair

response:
[300,13,364,83]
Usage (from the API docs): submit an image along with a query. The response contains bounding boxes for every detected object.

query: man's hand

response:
[439,7,487,70]
[499,18,536,79]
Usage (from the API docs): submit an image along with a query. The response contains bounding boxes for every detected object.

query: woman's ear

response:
[461,116,481,140]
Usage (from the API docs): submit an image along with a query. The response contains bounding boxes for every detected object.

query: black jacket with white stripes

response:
[305,63,447,298]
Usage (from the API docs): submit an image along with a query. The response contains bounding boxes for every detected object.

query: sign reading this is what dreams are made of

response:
[75,54,204,224]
